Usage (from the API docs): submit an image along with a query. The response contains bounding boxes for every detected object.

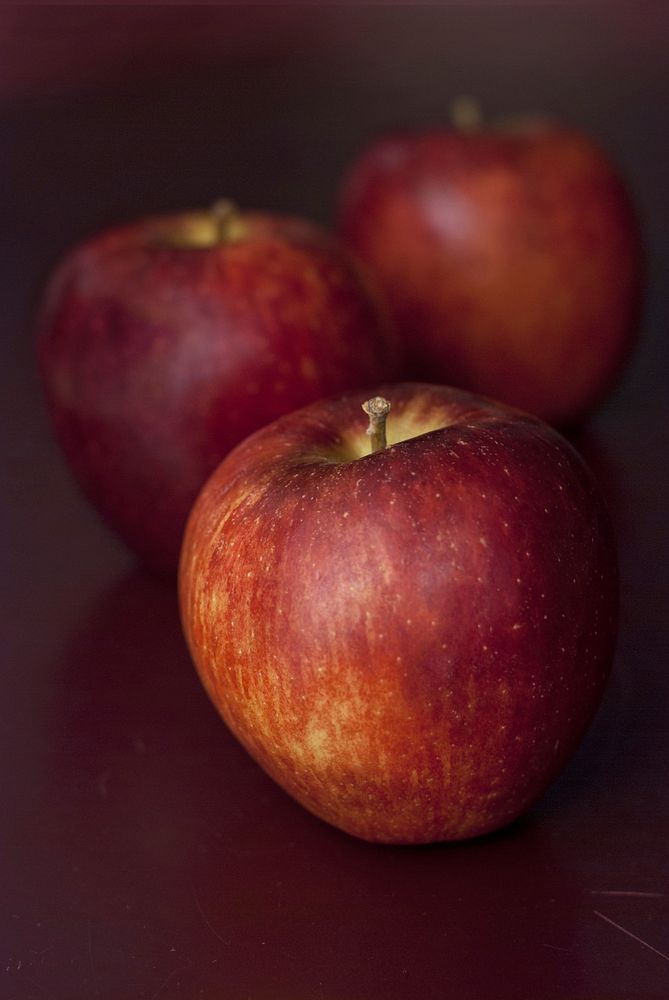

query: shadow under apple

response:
[8,566,653,1000]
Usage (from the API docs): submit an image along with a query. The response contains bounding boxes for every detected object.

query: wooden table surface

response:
[2,7,668,999]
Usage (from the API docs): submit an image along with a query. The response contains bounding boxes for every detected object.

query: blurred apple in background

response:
[338,101,642,426]
[180,382,617,843]
[37,203,397,574]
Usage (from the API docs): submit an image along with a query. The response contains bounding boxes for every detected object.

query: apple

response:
[337,103,642,425]
[37,202,397,573]
[179,382,617,843]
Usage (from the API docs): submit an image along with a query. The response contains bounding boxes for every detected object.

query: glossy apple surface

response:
[338,119,642,425]
[37,205,397,573]
[180,382,617,843]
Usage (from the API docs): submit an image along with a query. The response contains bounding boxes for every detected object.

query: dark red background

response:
[2,6,668,998]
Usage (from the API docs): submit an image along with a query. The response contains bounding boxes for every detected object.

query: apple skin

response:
[36,208,397,573]
[338,122,642,425]
[179,382,617,844]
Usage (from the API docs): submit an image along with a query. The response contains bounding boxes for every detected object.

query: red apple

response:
[37,203,397,573]
[338,108,642,425]
[179,382,617,843]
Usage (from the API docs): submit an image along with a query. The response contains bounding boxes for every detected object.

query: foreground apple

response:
[180,383,617,843]
[37,202,397,573]
[338,107,642,425]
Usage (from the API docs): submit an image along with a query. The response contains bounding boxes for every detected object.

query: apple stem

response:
[450,95,482,132]
[210,199,240,241]
[362,396,391,454]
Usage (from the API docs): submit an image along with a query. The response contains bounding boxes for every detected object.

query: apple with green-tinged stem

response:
[37,201,398,574]
[338,99,642,426]
[179,382,617,843]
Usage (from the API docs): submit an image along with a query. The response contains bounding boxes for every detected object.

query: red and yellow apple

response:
[37,203,397,573]
[179,382,617,843]
[338,111,642,425]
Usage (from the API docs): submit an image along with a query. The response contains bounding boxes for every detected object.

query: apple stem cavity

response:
[362,396,391,454]
[450,95,483,132]
[156,200,248,250]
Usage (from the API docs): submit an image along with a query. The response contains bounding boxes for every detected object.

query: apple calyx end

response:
[362,396,391,454]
